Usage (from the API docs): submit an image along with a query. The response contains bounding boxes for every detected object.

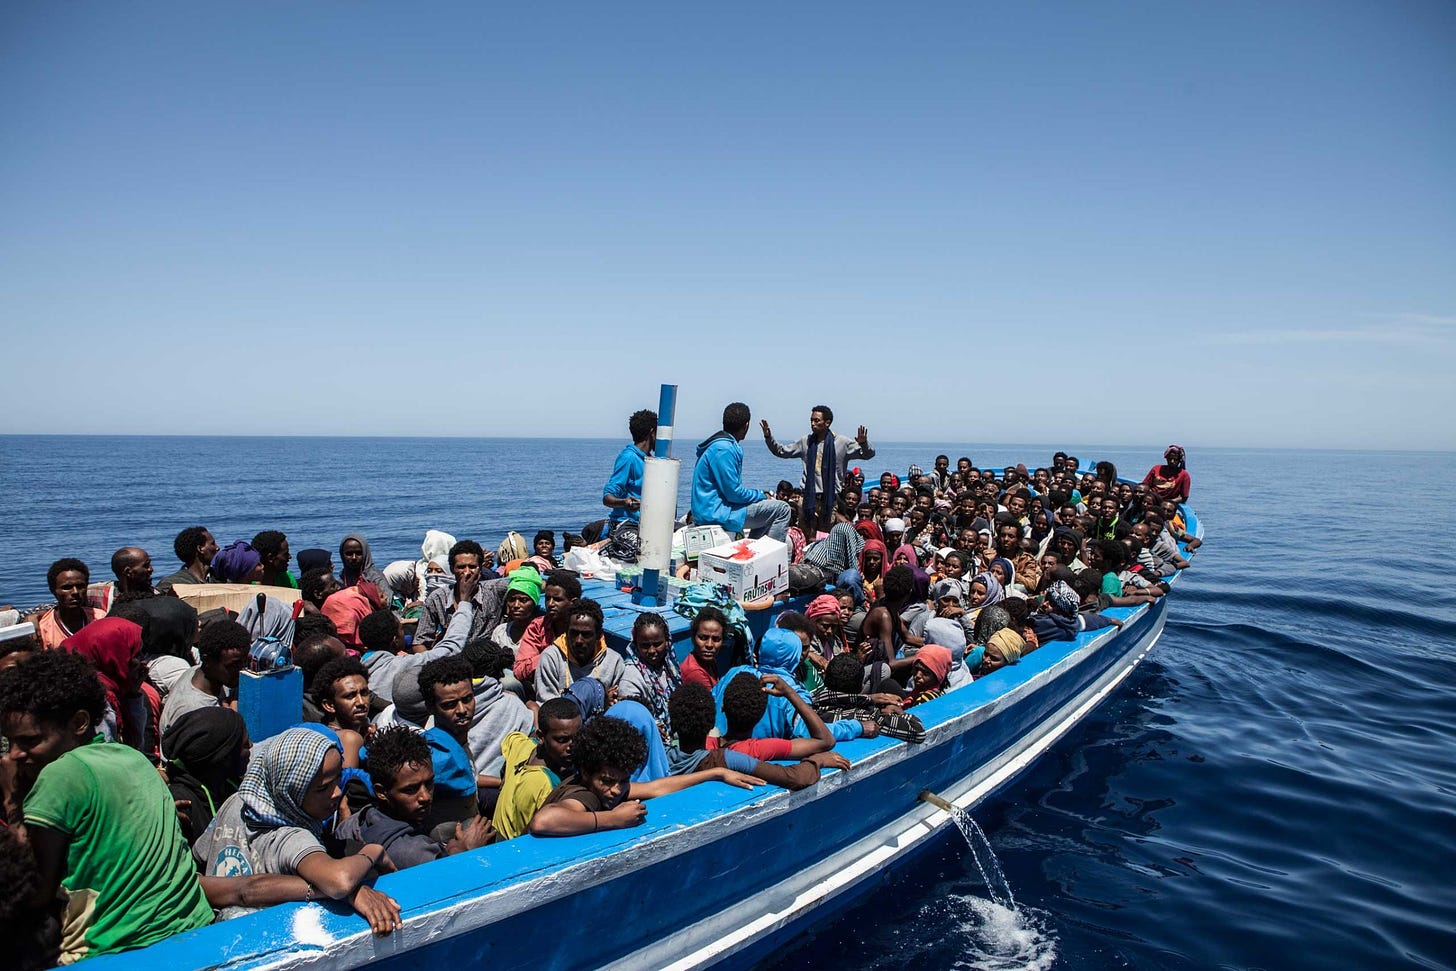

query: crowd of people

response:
[0,405,1197,966]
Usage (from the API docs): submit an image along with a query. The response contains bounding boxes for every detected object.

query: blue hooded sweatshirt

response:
[712,630,864,743]
[692,430,768,534]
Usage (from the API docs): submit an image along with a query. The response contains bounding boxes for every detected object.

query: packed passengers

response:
[0,415,1197,965]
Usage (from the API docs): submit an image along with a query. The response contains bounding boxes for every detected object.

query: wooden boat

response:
[92,500,1202,971]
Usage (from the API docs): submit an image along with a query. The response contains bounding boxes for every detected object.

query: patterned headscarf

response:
[1045,580,1079,616]
[239,727,340,833]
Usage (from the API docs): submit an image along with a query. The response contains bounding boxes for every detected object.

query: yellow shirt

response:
[492,731,560,841]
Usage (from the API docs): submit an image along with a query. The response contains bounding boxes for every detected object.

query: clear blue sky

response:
[2,2,1453,449]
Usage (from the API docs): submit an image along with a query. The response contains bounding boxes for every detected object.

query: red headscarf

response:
[61,617,144,734]
[859,539,889,580]
[892,544,919,569]
[855,520,884,546]
[805,595,841,620]
[916,644,953,688]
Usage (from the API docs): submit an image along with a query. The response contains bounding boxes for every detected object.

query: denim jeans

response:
[742,498,792,543]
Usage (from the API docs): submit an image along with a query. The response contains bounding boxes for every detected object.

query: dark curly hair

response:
[45,557,88,593]
[251,530,287,562]
[722,402,750,432]
[299,567,335,607]
[572,715,647,778]
[721,672,768,734]
[365,724,432,789]
[774,611,814,640]
[628,408,657,443]
[198,618,251,662]
[882,564,916,604]
[689,605,731,639]
[448,540,484,569]
[173,526,210,565]
[825,654,866,694]
[107,597,152,642]
[357,609,400,652]
[418,655,474,707]
[667,683,716,752]
[544,569,582,600]
[0,649,105,729]
[311,655,369,707]
[538,697,583,733]
[567,598,604,636]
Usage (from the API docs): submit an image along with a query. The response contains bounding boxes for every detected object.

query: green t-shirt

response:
[24,736,213,961]
[1101,572,1123,596]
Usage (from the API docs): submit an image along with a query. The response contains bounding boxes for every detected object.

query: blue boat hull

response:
[93,594,1169,971]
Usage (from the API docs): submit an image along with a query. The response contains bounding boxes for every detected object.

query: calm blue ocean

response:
[2,435,1453,970]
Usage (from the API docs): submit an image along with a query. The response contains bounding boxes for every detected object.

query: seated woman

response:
[618,613,681,746]
[974,628,1027,677]
[679,606,731,690]
[527,715,762,837]
[162,706,250,846]
[905,644,953,707]
[60,617,148,751]
[339,534,390,596]
[805,594,848,668]
[1031,580,1121,645]
[211,541,265,584]
[195,727,401,932]
[534,599,625,702]
[27,558,107,649]
[857,540,888,603]
[490,567,543,698]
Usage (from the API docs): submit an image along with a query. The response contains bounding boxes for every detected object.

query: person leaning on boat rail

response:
[492,696,583,841]
[760,404,874,538]
[691,401,792,543]
[336,726,494,870]
[0,650,215,960]
[194,726,403,934]
[527,714,764,838]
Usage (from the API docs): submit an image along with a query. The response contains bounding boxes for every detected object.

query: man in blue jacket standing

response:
[692,402,791,542]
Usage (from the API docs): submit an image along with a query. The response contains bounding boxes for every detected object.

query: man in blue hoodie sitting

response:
[692,402,791,542]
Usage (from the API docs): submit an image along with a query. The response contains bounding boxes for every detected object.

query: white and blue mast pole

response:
[635,383,679,606]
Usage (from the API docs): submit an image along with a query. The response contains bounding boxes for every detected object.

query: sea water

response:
[2,437,1453,970]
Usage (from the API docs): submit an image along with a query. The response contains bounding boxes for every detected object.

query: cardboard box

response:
[680,525,733,559]
[696,537,789,601]
[174,583,302,615]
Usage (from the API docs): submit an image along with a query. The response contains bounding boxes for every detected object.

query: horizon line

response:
[0,431,1451,455]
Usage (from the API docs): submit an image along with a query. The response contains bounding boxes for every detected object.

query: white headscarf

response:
[415,529,457,599]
